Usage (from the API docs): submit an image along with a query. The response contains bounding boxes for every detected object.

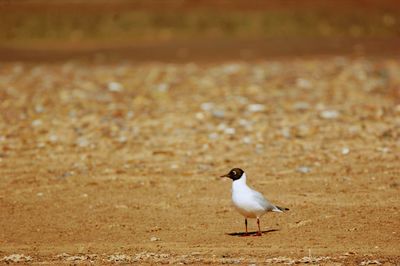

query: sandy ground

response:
[0,57,400,264]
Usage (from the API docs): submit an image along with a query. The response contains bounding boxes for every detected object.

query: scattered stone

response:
[107,254,132,263]
[58,171,73,179]
[0,254,32,263]
[297,166,311,174]
[320,110,339,119]
[293,101,311,111]
[108,81,123,92]
[342,147,350,155]
[360,259,382,265]
[208,133,219,140]
[295,124,311,138]
[289,219,312,228]
[56,253,70,259]
[117,135,127,143]
[222,64,241,74]
[155,83,169,92]
[126,111,134,119]
[200,102,214,111]
[77,137,89,147]
[247,103,266,113]
[37,142,46,148]
[281,127,291,139]
[242,136,252,144]
[255,143,264,154]
[377,147,390,153]
[48,134,58,143]
[296,78,312,89]
[31,119,42,127]
[224,127,235,135]
[217,123,227,131]
[35,104,44,113]
[150,236,160,242]
[212,109,225,118]
[195,112,205,120]
[238,119,253,131]
[64,255,88,262]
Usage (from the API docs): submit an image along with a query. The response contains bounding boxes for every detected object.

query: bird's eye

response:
[232,171,236,175]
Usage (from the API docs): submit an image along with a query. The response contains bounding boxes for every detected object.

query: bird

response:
[220,168,289,236]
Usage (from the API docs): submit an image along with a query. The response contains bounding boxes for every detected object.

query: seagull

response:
[220,168,289,236]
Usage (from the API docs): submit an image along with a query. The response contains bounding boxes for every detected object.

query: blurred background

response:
[1,0,400,61]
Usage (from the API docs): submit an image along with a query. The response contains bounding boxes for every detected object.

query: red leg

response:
[239,218,250,237]
[256,218,262,236]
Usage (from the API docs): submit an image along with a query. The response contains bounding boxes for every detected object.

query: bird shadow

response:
[226,229,279,237]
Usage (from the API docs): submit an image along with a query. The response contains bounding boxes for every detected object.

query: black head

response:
[220,168,244,181]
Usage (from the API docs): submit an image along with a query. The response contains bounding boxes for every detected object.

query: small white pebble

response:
[195,112,205,120]
[341,147,350,155]
[208,133,219,140]
[77,137,89,148]
[247,103,266,113]
[296,78,312,89]
[297,166,311,174]
[224,127,235,135]
[281,127,291,139]
[200,102,214,111]
[377,147,390,153]
[37,192,43,197]
[242,136,252,144]
[35,104,44,113]
[31,119,42,127]
[217,123,227,131]
[126,111,134,119]
[212,109,225,118]
[150,236,160,242]
[118,136,127,143]
[1,254,32,263]
[255,143,264,153]
[48,134,58,143]
[320,110,339,119]
[238,119,252,129]
[223,64,241,74]
[108,81,123,92]
[155,83,169,92]
[37,142,45,148]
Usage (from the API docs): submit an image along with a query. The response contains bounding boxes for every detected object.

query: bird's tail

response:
[272,205,289,213]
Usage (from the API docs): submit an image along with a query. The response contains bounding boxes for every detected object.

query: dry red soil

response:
[0,56,399,264]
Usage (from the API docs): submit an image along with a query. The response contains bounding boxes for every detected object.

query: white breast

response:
[231,173,268,218]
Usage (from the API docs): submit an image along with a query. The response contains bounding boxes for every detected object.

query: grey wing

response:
[251,190,276,211]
